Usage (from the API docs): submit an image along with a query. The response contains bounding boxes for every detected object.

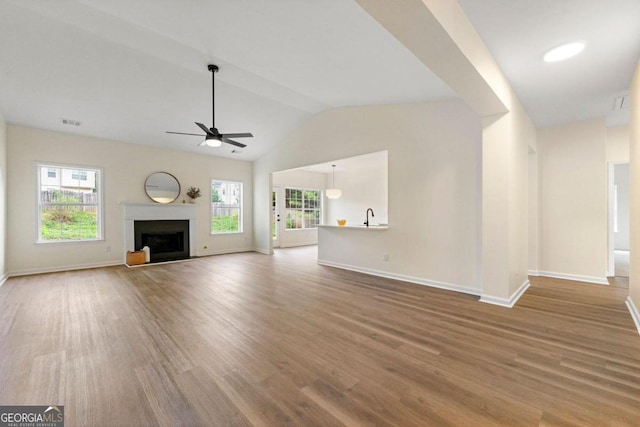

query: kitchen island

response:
[317,224,390,276]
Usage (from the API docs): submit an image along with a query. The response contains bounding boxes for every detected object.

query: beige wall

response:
[481,114,512,297]
[607,125,630,163]
[509,100,535,297]
[272,169,326,248]
[254,100,483,294]
[538,118,608,283]
[629,60,640,331]
[480,96,536,306]
[528,150,539,273]
[324,153,388,227]
[7,125,253,275]
[614,164,630,251]
[0,113,6,283]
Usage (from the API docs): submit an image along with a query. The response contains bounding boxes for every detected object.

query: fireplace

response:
[134,220,190,263]
[123,202,197,265]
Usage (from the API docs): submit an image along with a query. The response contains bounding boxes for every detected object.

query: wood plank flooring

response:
[1,246,639,426]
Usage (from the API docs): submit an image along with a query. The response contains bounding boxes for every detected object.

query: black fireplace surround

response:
[134,220,190,263]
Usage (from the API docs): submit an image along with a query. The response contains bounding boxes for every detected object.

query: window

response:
[72,170,88,181]
[211,180,243,233]
[37,164,102,242]
[285,188,321,229]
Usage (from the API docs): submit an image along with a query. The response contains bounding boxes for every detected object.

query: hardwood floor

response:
[1,246,639,426]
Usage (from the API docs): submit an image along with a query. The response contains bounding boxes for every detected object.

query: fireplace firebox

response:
[134,220,190,263]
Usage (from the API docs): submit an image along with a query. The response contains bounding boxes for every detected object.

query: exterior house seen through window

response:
[37,164,102,242]
[285,188,321,229]
[211,180,243,234]
[71,170,88,181]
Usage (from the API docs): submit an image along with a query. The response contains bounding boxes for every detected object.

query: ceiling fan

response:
[166,64,253,148]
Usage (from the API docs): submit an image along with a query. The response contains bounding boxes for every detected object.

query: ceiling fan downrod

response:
[208,64,219,130]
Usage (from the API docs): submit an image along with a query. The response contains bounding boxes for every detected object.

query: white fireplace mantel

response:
[122,202,197,261]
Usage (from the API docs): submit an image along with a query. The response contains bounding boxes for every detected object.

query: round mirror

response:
[144,172,180,203]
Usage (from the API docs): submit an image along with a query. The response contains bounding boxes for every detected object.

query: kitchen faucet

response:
[365,208,375,227]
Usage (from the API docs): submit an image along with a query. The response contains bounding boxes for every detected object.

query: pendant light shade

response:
[326,188,342,199]
[326,165,342,199]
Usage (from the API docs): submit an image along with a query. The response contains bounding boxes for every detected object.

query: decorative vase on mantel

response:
[186,186,201,204]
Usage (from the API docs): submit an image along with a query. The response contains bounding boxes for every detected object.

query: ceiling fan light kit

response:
[203,135,222,147]
[167,64,253,149]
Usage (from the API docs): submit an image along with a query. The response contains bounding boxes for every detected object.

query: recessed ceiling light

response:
[543,41,585,62]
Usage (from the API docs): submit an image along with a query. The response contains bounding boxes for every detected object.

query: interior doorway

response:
[608,162,630,277]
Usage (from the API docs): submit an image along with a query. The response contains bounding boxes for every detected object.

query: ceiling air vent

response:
[612,95,629,111]
[60,118,82,127]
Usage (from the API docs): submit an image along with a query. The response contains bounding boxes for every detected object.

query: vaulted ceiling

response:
[458,0,639,128]
[0,0,638,160]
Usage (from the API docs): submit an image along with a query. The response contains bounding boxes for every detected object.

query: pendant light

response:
[326,164,342,199]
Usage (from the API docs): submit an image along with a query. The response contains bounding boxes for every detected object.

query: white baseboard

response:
[0,273,7,287]
[480,279,530,308]
[9,260,122,277]
[8,249,270,277]
[626,296,640,336]
[196,248,253,257]
[252,247,273,255]
[279,242,318,249]
[536,271,608,285]
[317,259,480,296]
[126,258,196,268]
[527,270,539,276]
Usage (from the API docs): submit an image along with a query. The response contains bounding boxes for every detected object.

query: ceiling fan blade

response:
[221,132,253,138]
[222,138,247,148]
[195,122,213,135]
[166,131,205,136]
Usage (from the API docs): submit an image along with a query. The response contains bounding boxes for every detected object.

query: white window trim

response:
[36,162,105,244]
[284,187,322,231]
[210,178,244,235]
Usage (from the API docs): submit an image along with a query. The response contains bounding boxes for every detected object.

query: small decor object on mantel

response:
[186,186,201,203]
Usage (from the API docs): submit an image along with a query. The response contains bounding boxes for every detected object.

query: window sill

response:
[210,231,244,236]
[36,238,105,245]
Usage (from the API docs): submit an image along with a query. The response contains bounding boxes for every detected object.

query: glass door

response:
[272,186,280,248]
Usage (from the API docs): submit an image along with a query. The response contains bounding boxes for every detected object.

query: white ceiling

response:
[0,0,638,161]
[297,150,388,175]
[457,0,640,128]
[0,0,453,161]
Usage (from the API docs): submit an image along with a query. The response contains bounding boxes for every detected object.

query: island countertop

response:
[318,224,389,230]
